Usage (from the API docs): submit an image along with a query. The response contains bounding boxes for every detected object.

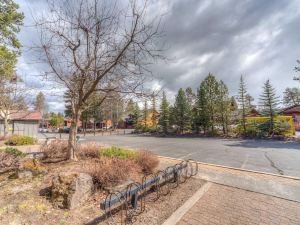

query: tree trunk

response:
[68,110,81,160]
[3,116,9,137]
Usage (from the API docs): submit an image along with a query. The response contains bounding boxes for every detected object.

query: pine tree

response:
[151,94,158,128]
[133,103,141,128]
[143,100,148,127]
[126,99,135,114]
[245,94,255,110]
[237,75,248,133]
[34,92,48,117]
[217,80,230,135]
[201,73,219,133]
[159,91,170,133]
[185,87,196,106]
[195,84,209,133]
[173,88,191,134]
[259,79,280,134]
[229,96,239,125]
[294,60,300,80]
[0,0,24,79]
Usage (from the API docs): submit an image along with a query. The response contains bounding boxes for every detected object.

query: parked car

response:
[63,126,70,133]
[39,127,48,133]
[63,126,82,133]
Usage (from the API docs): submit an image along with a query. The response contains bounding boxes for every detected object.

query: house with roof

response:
[0,111,42,137]
[280,105,300,130]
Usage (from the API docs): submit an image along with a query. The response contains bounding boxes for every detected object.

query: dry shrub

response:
[0,152,20,170]
[41,140,68,161]
[136,150,159,174]
[84,158,141,188]
[77,142,102,159]
[0,136,8,141]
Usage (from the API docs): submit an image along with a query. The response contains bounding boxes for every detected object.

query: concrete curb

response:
[157,155,300,181]
[162,182,212,225]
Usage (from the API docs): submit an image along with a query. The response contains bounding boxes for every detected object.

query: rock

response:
[17,170,33,178]
[17,158,47,178]
[51,172,93,209]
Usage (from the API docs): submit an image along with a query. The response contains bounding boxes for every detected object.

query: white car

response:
[39,127,48,133]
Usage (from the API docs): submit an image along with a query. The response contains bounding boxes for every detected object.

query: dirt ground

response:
[0,158,203,225]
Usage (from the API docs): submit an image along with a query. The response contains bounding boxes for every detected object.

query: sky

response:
[15,0,300,112]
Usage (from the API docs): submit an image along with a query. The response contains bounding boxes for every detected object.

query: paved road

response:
[80,134,300,178]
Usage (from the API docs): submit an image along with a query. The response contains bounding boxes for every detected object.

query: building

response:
[280,105,300,130]
[0,111,42,137]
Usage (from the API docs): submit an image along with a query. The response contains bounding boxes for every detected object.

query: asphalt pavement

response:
[79,134,300,178]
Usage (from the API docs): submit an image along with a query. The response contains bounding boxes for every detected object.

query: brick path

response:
[177,183,300,225]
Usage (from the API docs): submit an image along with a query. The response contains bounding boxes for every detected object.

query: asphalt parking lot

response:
[80,134,300,178]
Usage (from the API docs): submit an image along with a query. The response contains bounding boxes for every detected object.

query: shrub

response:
[0,147,26,157]
[84,158,140,188]
[135,150,159,174]
[100,146,137,159]
[41,140,68,161]
[0,147,26,170]
[77,142,102,159]
[0,136,8,141]
[5,136,37,146]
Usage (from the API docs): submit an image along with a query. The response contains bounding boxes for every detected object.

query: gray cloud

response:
[15,0,300,111]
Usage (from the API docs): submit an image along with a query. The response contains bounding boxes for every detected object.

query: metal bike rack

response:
[100,159,199,224]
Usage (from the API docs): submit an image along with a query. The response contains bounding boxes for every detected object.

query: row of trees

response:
[133,73,290,136]
[158,74,239,134]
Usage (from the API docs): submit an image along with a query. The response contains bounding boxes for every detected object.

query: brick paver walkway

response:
[177,183,300,225]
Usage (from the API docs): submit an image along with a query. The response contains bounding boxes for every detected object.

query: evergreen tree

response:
[201,73,219,133]
[195,84,209,133]
[259,79,280,134]
[151,94,158,128]
[217,80,230,134]
[173,88,191,134]
[237,75,248,133]
[34,92,48,117]
[0,0,24,79]
[143,100,148,127]
[159,91,170,133]
[185,87,196,106]
[245,94,255,110]
[294,60,300,80]
[229,96,239,125]
[168,105,175,129]
[125,99,135,115]
[133,103,141,127]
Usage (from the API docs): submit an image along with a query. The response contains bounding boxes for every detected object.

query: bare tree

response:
[35,0,164,160]
[0,77,28,137]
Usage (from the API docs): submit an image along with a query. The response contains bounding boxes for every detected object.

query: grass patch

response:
[100,146,137,159]
[5,136,37,146]
[0,147,26,157]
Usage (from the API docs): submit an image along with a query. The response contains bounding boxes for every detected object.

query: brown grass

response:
[76,142,102,159]
[40,140,68,161]
[136,150,159,174]
[83,158,141,188]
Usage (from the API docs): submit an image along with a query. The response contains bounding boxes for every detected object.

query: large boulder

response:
[51,172,93,209]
